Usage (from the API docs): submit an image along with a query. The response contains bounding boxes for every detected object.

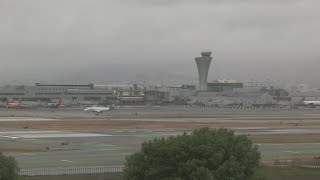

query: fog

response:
[0,0,319,87]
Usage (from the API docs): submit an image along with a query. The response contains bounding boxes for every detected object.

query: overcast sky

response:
[0,0,319,87]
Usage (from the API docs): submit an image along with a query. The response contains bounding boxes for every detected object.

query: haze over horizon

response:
[1,0,319,88]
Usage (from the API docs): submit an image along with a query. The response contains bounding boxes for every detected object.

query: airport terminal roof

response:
[196,91,270,98]
[290,91,320,97]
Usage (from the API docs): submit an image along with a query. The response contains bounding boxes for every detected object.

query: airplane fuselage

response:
[7,103,20,109]
[47,98,62,108]
[84,106,110,113]
[303,101,320,106]
[47,103,60,108]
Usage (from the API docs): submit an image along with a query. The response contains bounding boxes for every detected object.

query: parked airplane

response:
[47,98,62,108]
[303,100,320,107]
[7,99,22,109]
[207,99,235,106]
[84,106,111,113]
[187,99,197,105]
[6,100,41,109]
[301,97,320,107]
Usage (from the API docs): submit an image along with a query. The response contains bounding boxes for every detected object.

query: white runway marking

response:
[0,118,57,122]
[21,153,35,156]
[0,131,112,138]
[284,151,300,154]
[0,135,19,139]
[61,160,74,163]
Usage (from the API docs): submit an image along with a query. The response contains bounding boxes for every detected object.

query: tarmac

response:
[0,130,111,138]
[1,106,320,168]
[0,118,56,121]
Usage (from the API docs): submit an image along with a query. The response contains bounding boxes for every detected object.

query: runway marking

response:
[259,143,320,145]
[0,118,57,122]
[0,131,111,138]
[21,153,35,156]
[284,151,300,154]
[129,131,136,133]
[101,149,119,151]
[0,135,19,139]
[61,160,74,163]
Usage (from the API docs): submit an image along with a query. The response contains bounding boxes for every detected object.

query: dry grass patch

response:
[249,133,320,143]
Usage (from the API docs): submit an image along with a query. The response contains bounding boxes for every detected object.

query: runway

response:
[1,107,320,121]
[1,107,320,168]
[7,135,320,168]
[0,118,56,122]
[1,127,319,139]
[13,142,320,168]
[0,127,319,168]
[0,130,111,139]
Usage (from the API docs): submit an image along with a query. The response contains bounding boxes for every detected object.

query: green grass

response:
[8,141,128,168]
[249,166,320,180]
[21,166,320,180]
[249,134,320,144]
[261,149,320,158]
[24,173,123,180]
[18,157,125,168]
[77,142,127,151]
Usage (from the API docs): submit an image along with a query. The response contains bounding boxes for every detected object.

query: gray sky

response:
[0,0,319,87]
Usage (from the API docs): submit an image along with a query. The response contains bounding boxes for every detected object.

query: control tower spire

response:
[195,50,213,91]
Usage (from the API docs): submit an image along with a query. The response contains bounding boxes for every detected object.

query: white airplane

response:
[301,97,320,107]
[303,100,320,107]
[84,106,111,113]
[187,99,197,105]
[208,99,235,106]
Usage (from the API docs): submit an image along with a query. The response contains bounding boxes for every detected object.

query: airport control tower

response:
[195,51,213,91]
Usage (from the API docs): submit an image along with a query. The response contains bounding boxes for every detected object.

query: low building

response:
[290,91,320,105]
[207,80,243,92]
[166,86,197,103]
[191,91,275,107]
[0,83,117,105]
[144,90,169,106]
[118,96,145,105]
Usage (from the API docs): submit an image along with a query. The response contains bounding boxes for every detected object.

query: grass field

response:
[249,166,320,180]
[24,173,123,180]
[22,166,320,180]
[249,134,320,143]
[135,133,320,144]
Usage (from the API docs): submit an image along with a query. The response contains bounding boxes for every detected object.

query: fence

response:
[19,165,124,176]
[18,164,320,176]
[299,165,320,169]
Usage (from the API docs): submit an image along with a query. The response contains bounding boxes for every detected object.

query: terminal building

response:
[0,83,118,105]
[207,79,243,92]
[0,51,294,107]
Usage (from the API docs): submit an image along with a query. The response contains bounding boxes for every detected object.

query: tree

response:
[0,153,19,180]
[124,128,260,180]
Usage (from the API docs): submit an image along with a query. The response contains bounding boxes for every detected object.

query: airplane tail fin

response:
[57,98,62,105]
